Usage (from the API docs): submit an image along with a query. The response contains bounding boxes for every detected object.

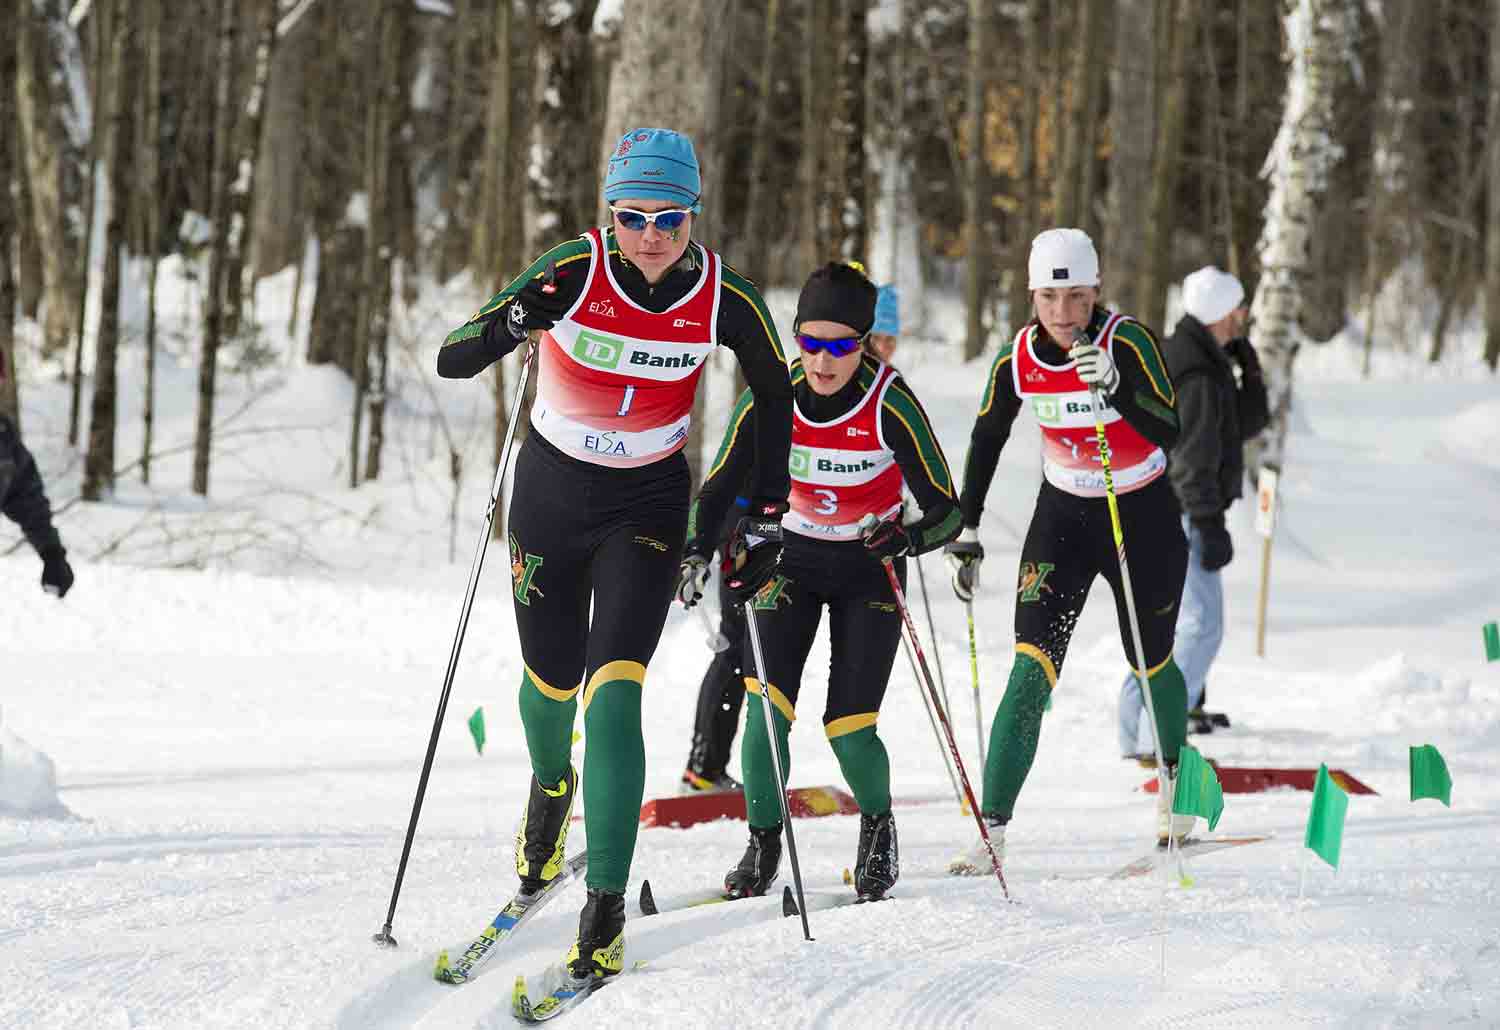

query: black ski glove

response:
[723,498,788,605]
[502,262,572,342]
[861,517,912,561]
[1193,515,1233,571]
[40,547,74,598]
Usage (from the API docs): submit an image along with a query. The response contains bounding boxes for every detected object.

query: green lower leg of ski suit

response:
[981,651,1052,821]
[828,723,891,816]
[1141,656,1187,766]
[581,669,645,893]
[518,667,576,788]
[742,689,793,830]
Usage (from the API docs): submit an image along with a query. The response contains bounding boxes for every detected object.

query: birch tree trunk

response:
[192,0,241,497]
[359,0,405,485]
[0,20,18,426]
[14,0,85,363]
[1106,0,1154,314]
[832,0,869,265]
[140,0,163,483]
[82,8,134,502]
[961,0,989,360]
[1248,0,1358,473]
[223,0,279,340]
[1487,0,1500,371]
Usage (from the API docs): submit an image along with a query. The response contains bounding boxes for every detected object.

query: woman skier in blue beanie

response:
[437,128,793,986]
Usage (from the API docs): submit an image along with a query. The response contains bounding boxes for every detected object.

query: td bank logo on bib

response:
[788,447,811,477]
[574,331,624,370]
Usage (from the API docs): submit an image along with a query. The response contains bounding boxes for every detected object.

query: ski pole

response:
[1075,330,1172,858]
[859,524,1007,897]
[899,621,966,814]
[913,555,955,729]
[743,601,815,941]
[965,600,986,766]
[373,342,537,949]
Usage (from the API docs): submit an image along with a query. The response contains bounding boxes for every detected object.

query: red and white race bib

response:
[1011,312,1166,497]
[785,363,904,541]
[532,228,719,467]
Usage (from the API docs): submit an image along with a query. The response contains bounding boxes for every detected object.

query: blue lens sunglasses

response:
[610,205,693,232]
[795,332,866,357]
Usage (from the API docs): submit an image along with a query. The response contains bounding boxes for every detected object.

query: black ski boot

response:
[723,823,782,898]
[566,888,626,981]
[514,766,578,896]
[853,811,899,901]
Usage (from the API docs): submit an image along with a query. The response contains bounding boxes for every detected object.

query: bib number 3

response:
[813,488,839,515]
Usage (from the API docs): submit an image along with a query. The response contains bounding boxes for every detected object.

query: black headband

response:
[794,263,877,337]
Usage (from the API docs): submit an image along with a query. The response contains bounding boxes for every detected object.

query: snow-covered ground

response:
[3,268,1498,1027]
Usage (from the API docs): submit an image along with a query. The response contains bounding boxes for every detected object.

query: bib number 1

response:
[617,385,635,417]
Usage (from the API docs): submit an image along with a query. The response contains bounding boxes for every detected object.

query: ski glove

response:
[502,263,571,342]
[40,547,74,598]
[675,554,710,608]
[944,527,983,602]
[723,499,788,605]
[862,517,912,561]
[1193,515,1233,571]
[1070,341,1120,394]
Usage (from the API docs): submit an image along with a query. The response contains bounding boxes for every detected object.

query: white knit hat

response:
[1027,228,1100,290]
[1181,266,1245,326]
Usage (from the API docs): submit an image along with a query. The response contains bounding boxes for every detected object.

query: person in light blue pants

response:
[1118,515,1223,755]
[1116,266,1268,759]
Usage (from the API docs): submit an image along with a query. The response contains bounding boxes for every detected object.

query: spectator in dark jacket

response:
[1118,266,1267,756]
[0,353,74,598]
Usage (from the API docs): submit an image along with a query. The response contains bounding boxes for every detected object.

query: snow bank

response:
[1438,397,1500,471]
[0,710,66,817]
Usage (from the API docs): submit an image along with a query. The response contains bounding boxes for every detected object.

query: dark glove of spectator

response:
[861,516,912,561]
[944,528,984,602]
[723,498,788,605]
[1224,337,1262,378]
[1193,515,1234,571]
[503,262,572,341]
[40,547,74,598]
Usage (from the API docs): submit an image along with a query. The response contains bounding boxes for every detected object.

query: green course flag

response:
[1484,621,1499,662]
[468,707,486,755]
[1409,744,1452,806]
[1171,744,1225,831]
[1304,763,1349,869]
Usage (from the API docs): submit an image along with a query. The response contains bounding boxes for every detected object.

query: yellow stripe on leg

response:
[581,660,646,711]
[525,662,580,703]
[824,712,878,739]
[744,677,797,724]
[1015,644,1059,689]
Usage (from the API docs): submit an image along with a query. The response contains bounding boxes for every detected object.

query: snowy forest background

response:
[3,0,1499,541]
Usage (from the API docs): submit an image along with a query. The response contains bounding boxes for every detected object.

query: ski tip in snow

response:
[638,879,658,916]
[781,885,798,918]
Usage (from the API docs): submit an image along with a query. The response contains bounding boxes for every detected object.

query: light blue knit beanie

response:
[872,285,900,336]
[603,128,702,212]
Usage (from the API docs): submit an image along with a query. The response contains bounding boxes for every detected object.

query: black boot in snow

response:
[514,766,578,896]
[566,888,626,981]
[853,811,899,901]
[723,823,782,899]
